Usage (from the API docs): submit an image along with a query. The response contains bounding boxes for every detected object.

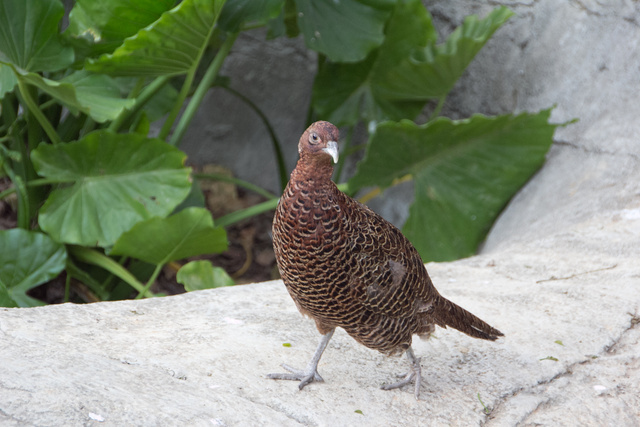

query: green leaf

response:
[31,130,192,247]
[0,0,73,72]
[177,260,234,291]
[0,281,16,308]
[0,65,135,123]
[294,0,391,62]
[61,71,136,123]
[374,6,514,104]
[312,0,435,125]
[0,229,67,307]
[65,0,176,57]
[0,63,17,97]
[0,64,81,115]
[349,109,557,262]
[111,207,227,264]
[312,4,512,126]
[218,0,284,32]
[87,0,226,76]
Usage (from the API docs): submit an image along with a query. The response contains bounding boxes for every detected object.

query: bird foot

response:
[267,364,324,390]
[381,371,416,390]
[380,349,422,400]
[267,330,334,390]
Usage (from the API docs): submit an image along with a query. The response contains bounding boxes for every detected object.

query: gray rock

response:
[1,213,638,425]
[2,0,639,425]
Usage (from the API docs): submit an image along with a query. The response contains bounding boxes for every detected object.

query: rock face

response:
[2,0,640,425]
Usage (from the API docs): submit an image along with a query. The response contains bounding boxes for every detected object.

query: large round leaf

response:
[312,3,512,126]
[293,0,391,63]
[111,207,228,265]
[87,0,226,76]
[0,65,135,123]
[66,0,175,56]
[61,71,136,123]
[31,131,192,247]
[0,229,67,307]
[177,260,234,292]
[0,0,73,72]
[349,109,557,262]
[373,7,514,104]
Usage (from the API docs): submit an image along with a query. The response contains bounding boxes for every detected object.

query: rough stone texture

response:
[2,0,640,425]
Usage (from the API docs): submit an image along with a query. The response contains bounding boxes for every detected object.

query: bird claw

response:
[267,363,324,390]
[381,371,416,391]
[380,351,422,400]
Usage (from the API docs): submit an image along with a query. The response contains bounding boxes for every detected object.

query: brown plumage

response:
[268,121,503,399]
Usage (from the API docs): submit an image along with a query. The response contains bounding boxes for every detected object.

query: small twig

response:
[536,264,617,283]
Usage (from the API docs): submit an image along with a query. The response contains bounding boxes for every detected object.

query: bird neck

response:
[290,155,334,186]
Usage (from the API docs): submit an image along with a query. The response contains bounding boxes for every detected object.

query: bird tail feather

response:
[432,296,503,341]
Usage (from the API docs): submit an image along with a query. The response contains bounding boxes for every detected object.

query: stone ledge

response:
[1,209,638,425]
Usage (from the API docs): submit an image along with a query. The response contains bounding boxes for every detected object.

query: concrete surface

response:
[2,0,640,425]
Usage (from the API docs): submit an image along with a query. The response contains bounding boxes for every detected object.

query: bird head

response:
[299,121,339,164]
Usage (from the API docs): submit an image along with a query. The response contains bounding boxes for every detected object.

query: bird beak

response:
[323,141,339,164]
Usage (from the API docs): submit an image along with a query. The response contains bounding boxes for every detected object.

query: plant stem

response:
[108,76,170,133]
[129,77,146,99]
[17,79,61,144]
[159,74,196,141]
[135,263,164,299]
[0,162,29,228]
[0,98,29,219]
[100,256,128,292]
[428,96,446,122]
[68,246,154,298]
[64,273,71,303]
[27,177,70,186]
[64,259,110,301]
[222,85,288,191]
[215,197,279,228]
[0,186,15,200]
[193,172,276,199]
[170,32,239,147]
[213,183,351,228]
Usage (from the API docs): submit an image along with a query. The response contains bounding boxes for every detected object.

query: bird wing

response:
[341,195,437,318]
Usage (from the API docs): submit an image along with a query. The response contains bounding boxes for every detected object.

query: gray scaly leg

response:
[380,347,422,400]
[267,329,335,390]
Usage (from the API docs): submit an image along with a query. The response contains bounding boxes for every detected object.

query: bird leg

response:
[267,329,335,390]
[380,347,422,400]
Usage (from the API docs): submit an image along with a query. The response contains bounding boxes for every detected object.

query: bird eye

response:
[309,132,320,145]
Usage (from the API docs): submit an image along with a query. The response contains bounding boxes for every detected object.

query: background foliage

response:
[0,0,558,307]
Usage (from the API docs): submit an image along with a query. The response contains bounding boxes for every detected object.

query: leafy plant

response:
[0,0,559,307]
[0,0,232,306]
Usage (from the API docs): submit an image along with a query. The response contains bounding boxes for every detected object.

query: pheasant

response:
[269,121,503,399]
